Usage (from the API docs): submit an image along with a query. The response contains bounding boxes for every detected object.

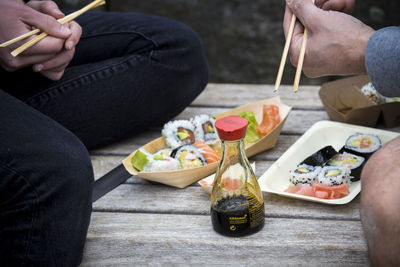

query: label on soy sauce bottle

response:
[211,191,264,237]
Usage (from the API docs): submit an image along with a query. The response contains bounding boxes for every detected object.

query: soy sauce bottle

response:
[211,116,265,237]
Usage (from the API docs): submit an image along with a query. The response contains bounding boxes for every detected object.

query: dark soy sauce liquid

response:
[211,195,264,237]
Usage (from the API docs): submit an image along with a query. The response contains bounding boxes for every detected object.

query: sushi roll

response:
[360,82,385,104]
[171,144,207,169]
[289,164,321,185]
[327,152,365,181]
[143,156,180,172]
[301,146,337,166]
[318,166,351,186]
[162,120,196,149]
[340,133,381,160]
[191,114,218,145]
[154,148,173,158]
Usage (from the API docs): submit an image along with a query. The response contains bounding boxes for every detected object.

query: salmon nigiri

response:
[257,104,280,137]
[194,141,221,164]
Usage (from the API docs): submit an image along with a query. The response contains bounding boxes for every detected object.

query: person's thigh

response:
[0,90,93,266]
[1,12,209,149]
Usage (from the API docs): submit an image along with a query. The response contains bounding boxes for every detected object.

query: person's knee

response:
[360,137,400,264]
[361,138,400,220]
[45,133,94,202]
[153,17,210,87]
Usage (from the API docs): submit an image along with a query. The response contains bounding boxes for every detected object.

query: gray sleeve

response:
[365,26,400,97]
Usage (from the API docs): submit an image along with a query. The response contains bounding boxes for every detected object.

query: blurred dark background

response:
[55,0,400,85]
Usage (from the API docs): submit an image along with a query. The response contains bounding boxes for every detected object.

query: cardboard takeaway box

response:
[319,75,400,128]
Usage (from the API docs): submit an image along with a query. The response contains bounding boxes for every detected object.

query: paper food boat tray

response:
[319,75,400,128]
[122,96,292,188]
[258,120,400,205]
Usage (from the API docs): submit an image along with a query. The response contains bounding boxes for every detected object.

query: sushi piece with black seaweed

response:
[327,152,365,181]
[340,133,381,160]
[301,145,337,166]
[171,144,207,169]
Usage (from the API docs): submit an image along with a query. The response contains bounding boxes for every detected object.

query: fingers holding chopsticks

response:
[283,5,304,67]
[64,21,82,51]
[20,5,72,40]
[26,1,66,20]
[315,0,355,14]
[32,21,82,81]
[284,0,320,71]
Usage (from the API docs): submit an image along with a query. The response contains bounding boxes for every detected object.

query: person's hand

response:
[284,0,374,77]
[315,0,355,14]
[0,0,82,80]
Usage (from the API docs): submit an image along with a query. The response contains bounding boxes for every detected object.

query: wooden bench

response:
[82,83,399,265]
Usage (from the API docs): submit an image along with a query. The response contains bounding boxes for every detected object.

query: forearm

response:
[365,26,400,97]
[0,0,25,4]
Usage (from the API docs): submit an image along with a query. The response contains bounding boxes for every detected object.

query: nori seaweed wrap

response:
[171,144,207,169]
[339,133,381,160]
[327,152,365,181]
[301,146,338,166]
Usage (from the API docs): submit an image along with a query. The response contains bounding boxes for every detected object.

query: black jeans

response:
[0,11,209,266]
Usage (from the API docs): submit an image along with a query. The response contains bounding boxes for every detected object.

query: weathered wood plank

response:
[82,212,368,266]
[92,183,361,220]
[194,83,323,109]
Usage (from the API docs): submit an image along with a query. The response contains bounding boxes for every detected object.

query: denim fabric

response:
[0,11,208,266]
[1,11,209,149]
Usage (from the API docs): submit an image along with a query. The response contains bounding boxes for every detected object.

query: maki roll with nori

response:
[340,133,381,160]
[171,144,207,169]
[289,164,321,185]
[318,166,351,186]
[191,114,218,145]
[327,152,365,181]
[162,120,196,149]
[301,146,337,166]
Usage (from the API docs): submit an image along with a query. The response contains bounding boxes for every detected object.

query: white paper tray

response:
[258,120,400,205]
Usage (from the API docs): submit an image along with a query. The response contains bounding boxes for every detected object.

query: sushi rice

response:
[361,82,400,103]
[318,166,351,186]
[289,164,321,185]
[343,133,381,155]
[171,144,207,169]
[143,156,180,172]
[162,120,196,149]
[190,114,218,145]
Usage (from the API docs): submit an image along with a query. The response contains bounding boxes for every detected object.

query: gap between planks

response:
[90,209,361,222]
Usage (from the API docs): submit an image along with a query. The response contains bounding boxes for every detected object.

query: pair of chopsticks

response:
[274,0,315,93]
[0,0,105,57]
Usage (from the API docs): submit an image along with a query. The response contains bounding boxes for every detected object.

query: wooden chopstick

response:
[1,0,105,56]
[275,0,315,93]
[293,27,308,93]
[0,0,105,49]
[0,29,41,48]
[293,0,315,93]
[274,13,296,92]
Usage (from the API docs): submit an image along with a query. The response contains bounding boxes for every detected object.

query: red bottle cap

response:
[215,115,248,141]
